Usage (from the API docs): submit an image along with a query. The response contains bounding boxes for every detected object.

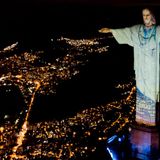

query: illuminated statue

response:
[99,8,160,126]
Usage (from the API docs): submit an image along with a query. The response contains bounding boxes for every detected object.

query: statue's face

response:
[142,9,154,27]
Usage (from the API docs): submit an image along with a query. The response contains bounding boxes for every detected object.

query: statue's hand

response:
[98,28,111,33]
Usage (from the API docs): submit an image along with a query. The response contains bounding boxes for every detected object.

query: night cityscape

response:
[0,1,160,159]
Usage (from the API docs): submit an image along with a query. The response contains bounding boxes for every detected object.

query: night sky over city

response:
[0,0,159,159]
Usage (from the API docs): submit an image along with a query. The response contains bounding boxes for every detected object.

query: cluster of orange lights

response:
[0,38,135,159]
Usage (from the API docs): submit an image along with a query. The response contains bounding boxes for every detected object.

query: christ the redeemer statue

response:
[99,7,160,126]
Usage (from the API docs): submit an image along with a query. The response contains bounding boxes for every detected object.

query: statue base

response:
[130,122,160,160]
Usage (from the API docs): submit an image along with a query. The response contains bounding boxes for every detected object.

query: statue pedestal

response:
[130,124,160,160]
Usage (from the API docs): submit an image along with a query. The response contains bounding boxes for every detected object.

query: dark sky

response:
[2,0,160,6]
[0,0,160,45]
[19,0,160,5]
